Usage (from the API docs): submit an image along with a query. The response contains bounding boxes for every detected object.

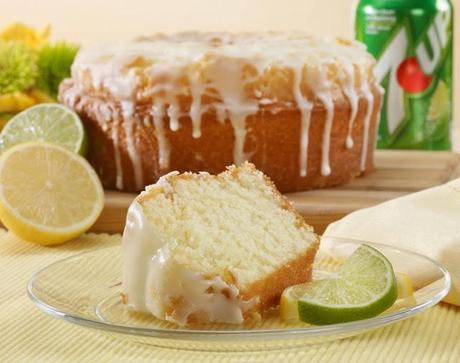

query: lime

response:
[281,271,413,322]
[0,142,104,245]
[296,245,397,325]
[427,81,449,123]
[280,271,410,323]
[0,103,87,155]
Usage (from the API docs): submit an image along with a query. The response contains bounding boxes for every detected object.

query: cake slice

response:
[122,162,319,325]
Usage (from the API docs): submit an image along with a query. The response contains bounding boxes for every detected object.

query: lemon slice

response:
[280,281,311,321]
[395,272,414,299]
[0,142,104,245]
[0,103,87,155]
[385,272,417,313]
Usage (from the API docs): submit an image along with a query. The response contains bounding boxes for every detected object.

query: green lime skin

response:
[298,245,398,325]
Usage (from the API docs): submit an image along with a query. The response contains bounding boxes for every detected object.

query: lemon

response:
[395,272,414,299]
[427,81,449,123]
[385,272,417,313]
[0,142,104,245]
[0,103,87,155]
[280,281,312,321]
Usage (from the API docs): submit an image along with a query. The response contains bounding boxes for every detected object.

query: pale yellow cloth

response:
[325,178,460,306]
[1,229,460,362]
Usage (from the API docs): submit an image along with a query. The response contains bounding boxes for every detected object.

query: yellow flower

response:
[0,23,50,50]
[0,89,55,114]
[0,89,57,115]
[0,91,36,113]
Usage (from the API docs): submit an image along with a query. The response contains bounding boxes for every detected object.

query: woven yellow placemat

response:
[1,229,459,363]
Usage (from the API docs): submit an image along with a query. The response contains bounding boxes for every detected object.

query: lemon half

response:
[0,142,104,245]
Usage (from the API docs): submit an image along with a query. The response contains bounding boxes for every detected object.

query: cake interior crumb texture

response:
[139,162,319,292]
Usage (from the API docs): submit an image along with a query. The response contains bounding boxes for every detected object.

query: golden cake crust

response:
[60,82,381,192]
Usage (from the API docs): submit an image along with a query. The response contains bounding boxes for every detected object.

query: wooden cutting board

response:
[92,150,460,235]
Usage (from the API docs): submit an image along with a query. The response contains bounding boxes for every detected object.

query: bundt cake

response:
[59,32,383,192]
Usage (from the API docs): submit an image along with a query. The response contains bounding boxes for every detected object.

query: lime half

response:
[0,103,87,155]
[297,245,397,325]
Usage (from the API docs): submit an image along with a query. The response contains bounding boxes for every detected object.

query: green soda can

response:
[355,0,453,150]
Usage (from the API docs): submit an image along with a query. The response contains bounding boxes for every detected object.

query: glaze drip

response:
[292,66,312,177]
[152,99,170,170]
[188,70,205,138]
[167,103,180,132]
[121,101,143,190]
[112,112,124,190]
[360,81,375,171]
[317,91,334,176]
[342,64,359,149]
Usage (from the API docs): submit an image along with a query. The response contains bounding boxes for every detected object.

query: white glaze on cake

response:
[121,101,143,188]
[144,244,257,325]
[151,99,170,171]
[360,80,375,171]
[342,64,359,149]
[292,66,312,177]
[122,178,258,325]
[62,32,381,187]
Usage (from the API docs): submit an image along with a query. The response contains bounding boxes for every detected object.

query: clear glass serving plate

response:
[27,237,451,352]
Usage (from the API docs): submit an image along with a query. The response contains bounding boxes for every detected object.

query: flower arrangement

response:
[0,23,79,128]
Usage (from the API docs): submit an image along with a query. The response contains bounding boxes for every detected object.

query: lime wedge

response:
[427,81,449,123]
[0,103,87,155]
[281,271,412,322]
[297,245,397,325]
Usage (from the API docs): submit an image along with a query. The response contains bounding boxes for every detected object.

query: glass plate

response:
[27,237,451,352]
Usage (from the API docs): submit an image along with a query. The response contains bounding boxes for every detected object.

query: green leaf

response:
[36,41,79,97]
